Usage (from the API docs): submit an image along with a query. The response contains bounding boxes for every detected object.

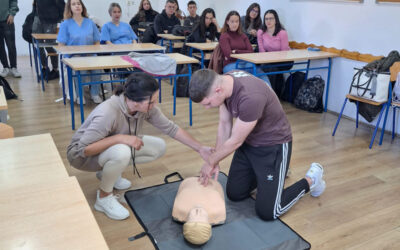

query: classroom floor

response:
[6,56,400,250]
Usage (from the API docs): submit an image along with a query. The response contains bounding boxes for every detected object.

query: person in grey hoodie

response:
[67,72,213,221]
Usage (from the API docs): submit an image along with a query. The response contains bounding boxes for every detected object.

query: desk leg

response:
[169,40,173,53]
[77,71,85,124]
[33,38,40,83]
[60,54,66,105]
[252,63,257,76]
[325,58,332,112]
[36,39,45,91]
[200,50,204,69]
[379,86,393,145]
[305,59,310,80]
[67,66,75,130]
[189,64,193,126]
[160,38,164,47]
[28,42,32,67]
[189,47,193,57]
[173,76,177,115]
[158,77,162,103]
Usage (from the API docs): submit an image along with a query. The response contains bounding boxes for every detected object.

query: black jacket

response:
[187,25,220,43]
[35,0,65,24]
[153,9,180,34]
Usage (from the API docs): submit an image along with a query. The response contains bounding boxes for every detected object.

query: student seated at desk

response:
[183,1,200,28]
[186,8,220,43]
[172,177,226,245]
[129,0,158,34]
[57,0,102,104]
[67,72,214,221]
[153,0,180,36]
[219,11,269,84]
[101,3,138,44]
[241,3,262,47]
[257,9,292,96]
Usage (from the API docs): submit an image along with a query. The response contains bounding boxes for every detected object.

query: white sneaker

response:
[306,162,326,197]
[10,68,21,78]
[94,190,130,220]
[91,95,102,104]
[96,171,132,190]
[0,68,10,77]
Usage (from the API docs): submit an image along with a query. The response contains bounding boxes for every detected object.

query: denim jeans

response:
[32,16,58,70]
[223,61,270,85]
[74,70,101,97]
[0,21,17,68]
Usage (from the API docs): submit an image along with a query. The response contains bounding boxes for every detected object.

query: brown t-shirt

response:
[225,70,292,147]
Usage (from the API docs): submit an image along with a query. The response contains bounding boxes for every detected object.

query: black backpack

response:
[0,76,18,100]
[172,64,201,97]
[281,72,306,103]
[142,24,157,43]
[22,11,35,43]
[294,75,325,113]
[172,25,192,36]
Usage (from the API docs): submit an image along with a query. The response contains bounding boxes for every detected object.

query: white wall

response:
[12,0,400,135]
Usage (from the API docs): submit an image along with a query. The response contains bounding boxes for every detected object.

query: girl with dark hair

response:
[187,8,220,43]
[257,9,291,96]
[58,0,102,104]
[129,0,158,34]
[241,3,262,45]
[220,11,269,83]
[67,72,213,221]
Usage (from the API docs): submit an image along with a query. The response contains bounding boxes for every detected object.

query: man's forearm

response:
[209,137,243,167]
[173,128,201,152]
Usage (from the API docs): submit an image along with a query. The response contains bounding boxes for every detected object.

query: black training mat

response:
[125,172,311,250]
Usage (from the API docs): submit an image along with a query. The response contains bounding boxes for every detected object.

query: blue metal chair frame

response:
[332,79,392,149]
[379,101,399,144]
[32,37,58,91]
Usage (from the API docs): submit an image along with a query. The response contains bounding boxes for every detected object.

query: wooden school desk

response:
[0,133,68,189]
[0,176,109,250]
[31,33,58,91]
[231,49,338,111]
[157,33,185,53]
[62,53,199,130]
[186,42,218,68]
[54,43,166,105]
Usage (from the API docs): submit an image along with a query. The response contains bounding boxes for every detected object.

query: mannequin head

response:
[183,207,212,245]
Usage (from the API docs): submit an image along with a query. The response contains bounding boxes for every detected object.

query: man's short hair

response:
[188,1,196,7]
[189,69,218,103]
[166,0,176,4]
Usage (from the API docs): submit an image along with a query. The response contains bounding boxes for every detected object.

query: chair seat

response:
[47,52,58,57]
[193,53,211,60]
[392,101,400,107]
[346,94,386,106]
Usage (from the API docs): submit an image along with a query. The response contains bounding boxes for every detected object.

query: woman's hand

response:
[250,29,257,36]
[119,134,144,150]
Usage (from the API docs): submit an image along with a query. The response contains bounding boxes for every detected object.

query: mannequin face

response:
[111,7,121,23]
[187,207,209,223]
[227,14,240,32]
[143,0,150,10]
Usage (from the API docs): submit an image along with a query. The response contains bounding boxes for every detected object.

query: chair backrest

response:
[390,62,400,82]
[0,123,14,139]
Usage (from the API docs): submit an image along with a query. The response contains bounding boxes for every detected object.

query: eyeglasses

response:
[251,9,259,14]
[265,17,275,21]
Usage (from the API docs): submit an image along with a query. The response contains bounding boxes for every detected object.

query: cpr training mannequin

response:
[172,177,226,245]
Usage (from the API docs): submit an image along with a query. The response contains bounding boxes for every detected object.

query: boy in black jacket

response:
[153,0,180,36]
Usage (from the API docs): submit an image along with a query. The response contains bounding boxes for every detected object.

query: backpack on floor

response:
[22,9,35,43]
[173,64,201,97]
[0,76,18,100]
[281,72,306,103]
[294,75,325,113]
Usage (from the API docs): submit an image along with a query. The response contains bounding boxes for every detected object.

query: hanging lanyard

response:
[128,117,142,178]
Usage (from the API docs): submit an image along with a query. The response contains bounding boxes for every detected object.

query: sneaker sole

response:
[94,203,129,220]
[311,180,326,197]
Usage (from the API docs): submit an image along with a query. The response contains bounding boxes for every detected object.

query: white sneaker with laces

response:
[91,95,102,104]
[306,162,326,197]
[10,68,21,78]
[94,190,130,220]
[96,171,132,190]
[0,68,10,77]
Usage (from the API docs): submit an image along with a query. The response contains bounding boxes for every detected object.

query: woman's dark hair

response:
[221,10,242,34]
[115,72,159,102]
[244,3,261,31]
[64,0,88,19]
[193,8,218,41]
[262,9,285,36]
[136,0,156,22]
